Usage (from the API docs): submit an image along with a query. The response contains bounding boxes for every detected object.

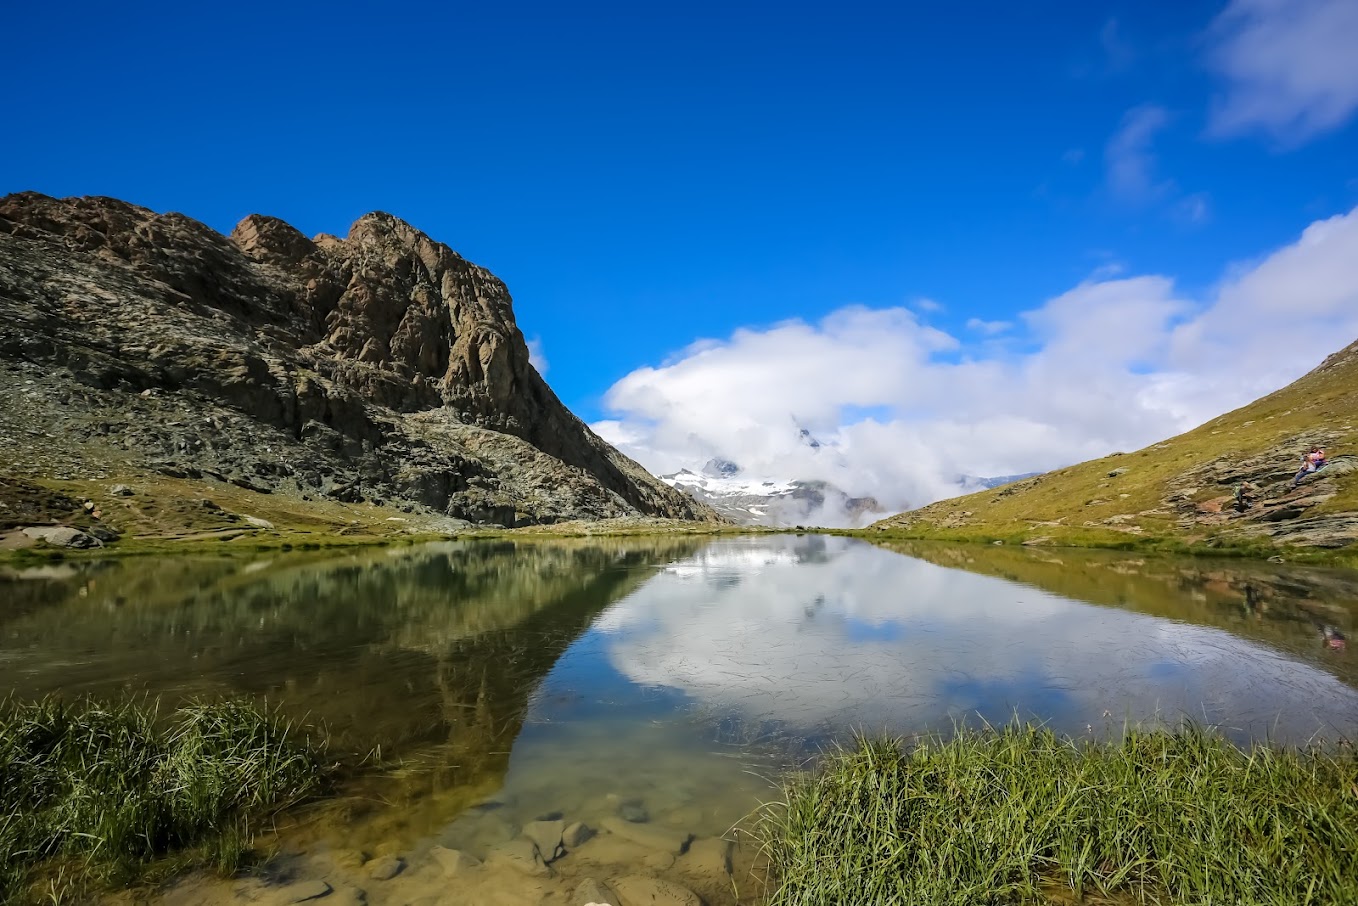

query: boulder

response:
[20,525,101,548]
[574,878,622,906]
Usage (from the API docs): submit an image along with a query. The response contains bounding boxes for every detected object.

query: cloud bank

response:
[593,207,1358,517]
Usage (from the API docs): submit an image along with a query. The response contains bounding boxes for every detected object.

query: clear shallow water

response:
[3,536,1357,904]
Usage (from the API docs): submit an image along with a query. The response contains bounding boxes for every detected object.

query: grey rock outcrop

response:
[0,193,714,525]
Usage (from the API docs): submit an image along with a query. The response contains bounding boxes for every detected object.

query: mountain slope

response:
[867,337,1358,552]
[0,193,713,536]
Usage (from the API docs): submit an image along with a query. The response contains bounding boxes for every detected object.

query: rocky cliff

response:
[0,192,713,529]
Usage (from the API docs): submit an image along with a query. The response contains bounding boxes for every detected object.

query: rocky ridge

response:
[0,193,714,531]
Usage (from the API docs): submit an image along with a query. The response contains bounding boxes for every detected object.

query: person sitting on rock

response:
[1293,447,1327,486]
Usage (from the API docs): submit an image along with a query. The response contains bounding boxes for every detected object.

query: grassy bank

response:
[839,526,1358,569]
[758,725,1358,906]
[0,697,330,904]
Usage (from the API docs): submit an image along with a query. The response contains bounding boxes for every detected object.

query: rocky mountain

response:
[869,336,1358,553]
[662,458,884,527]
[0,192,713,533]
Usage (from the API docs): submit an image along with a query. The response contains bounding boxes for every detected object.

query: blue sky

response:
[6,1,1358,507]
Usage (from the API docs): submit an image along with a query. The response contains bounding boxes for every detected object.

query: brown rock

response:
[609,876,702,906]
[0,192,719,527]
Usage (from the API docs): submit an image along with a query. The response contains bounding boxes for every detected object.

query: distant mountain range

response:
[661,459,884,527]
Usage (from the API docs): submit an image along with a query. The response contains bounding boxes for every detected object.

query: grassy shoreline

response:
[757,725,1358,906]
[839,525,1358,569]
[0,697,332,905]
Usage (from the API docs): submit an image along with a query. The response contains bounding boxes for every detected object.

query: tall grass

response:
[757,725,1358,905]
[0,697,329,903]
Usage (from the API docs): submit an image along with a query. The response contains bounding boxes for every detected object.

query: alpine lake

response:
[3,535,1357,906]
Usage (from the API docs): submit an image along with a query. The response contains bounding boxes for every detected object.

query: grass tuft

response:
[0,696,329,903]
[757,724,1358,905]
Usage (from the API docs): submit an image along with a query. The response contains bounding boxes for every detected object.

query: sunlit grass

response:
[0,696,329,903]
[757,724,1358,905]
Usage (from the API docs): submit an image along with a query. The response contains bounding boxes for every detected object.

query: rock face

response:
[0,193,713,525]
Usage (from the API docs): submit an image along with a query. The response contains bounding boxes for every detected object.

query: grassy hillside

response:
[864,338,1358,559]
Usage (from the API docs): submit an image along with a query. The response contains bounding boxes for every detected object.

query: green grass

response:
[0,697,330,904]
[861,339,1358,558]
[757,725,1358,906]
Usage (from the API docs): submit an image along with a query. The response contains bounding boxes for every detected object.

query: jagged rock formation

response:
[0,192,713,527]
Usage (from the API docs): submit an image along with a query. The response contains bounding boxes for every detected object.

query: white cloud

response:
[1099,18,1135,73]
[594,206,1358,521]
[526,336,549,375]
[965,317,1012,336]
[589,536,1358,741]
[1207,0,1358,143]
[1174,193,1212,225]
[1105,104,1173,202]
[913,296,944,313]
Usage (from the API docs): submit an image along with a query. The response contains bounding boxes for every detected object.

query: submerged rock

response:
[430,845,482,875]
[574,878,622,906]
[269,879,332,904]
[365,854,404,880]
[600,817,692,855]
[562,820,595,848]
[488,838,552,877]
[523,818,566,862]
[678,836,733,877]
[609,876,702,906]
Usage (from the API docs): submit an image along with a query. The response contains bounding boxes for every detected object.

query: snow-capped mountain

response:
[660,459,885,527]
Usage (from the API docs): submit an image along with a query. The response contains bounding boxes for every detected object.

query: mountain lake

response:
[3,535,1356,905]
